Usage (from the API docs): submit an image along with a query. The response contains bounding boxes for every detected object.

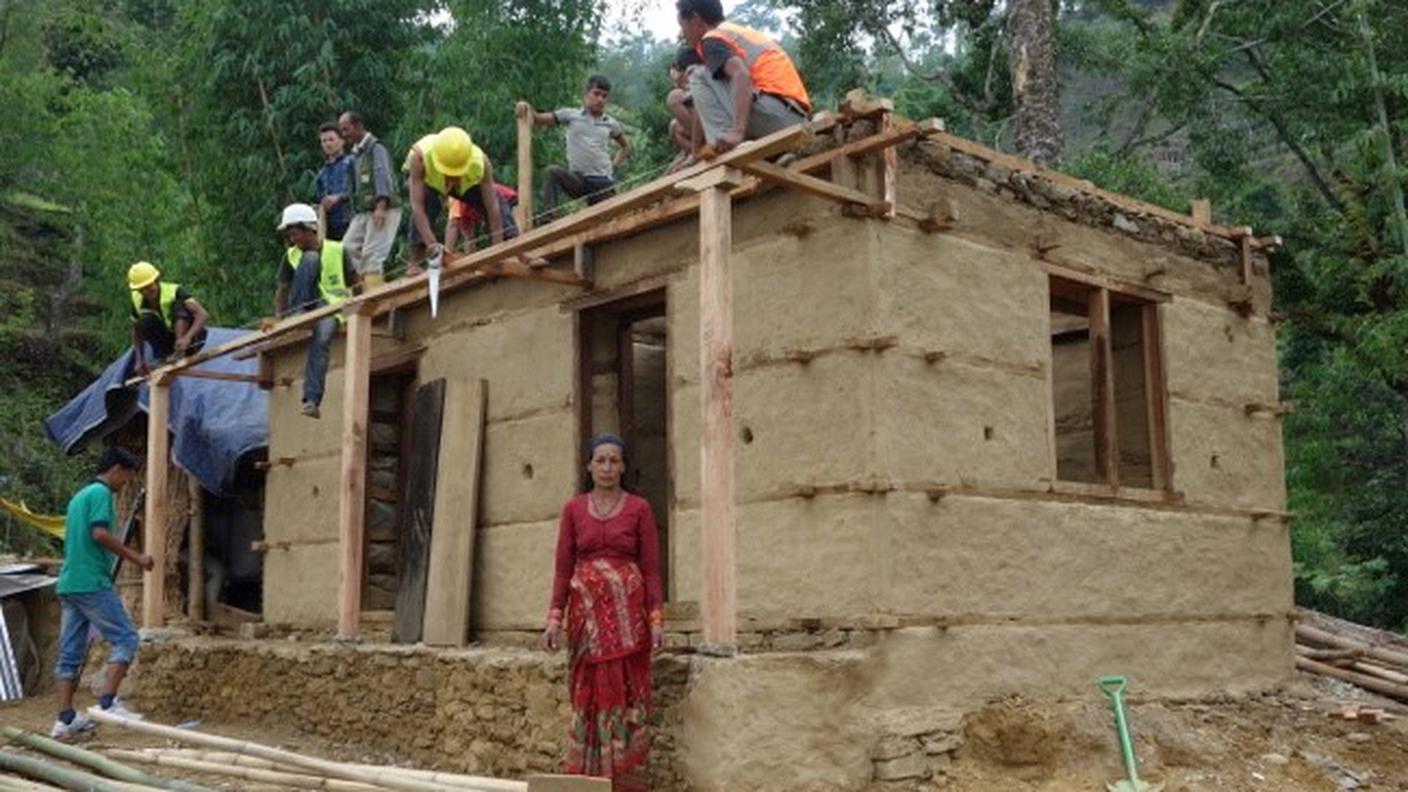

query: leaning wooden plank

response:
[1,727,217,792]
[106,752,386,792]
[85,711,460,792]
[0,751,144,792]
[422,378,488,647]
[392,379,447,645]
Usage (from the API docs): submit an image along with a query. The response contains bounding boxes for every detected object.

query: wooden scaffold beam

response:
[142,375,171,628]
[680,165,746,655]
[337,307,374,639]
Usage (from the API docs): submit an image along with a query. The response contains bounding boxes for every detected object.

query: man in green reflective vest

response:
[127,261,209,376]
[274,203,356,419]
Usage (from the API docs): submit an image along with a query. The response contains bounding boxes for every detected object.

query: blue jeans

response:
[286,252,338,407]
[55,589,139,681]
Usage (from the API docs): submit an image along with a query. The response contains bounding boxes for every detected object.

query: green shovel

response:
[1097,676,1163,792]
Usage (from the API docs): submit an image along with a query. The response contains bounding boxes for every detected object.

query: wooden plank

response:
[880,112,898,218]
[336,309,374,639]
[141,380,171,628]
[696,181,739,654]
[516,111,535,232]
[187,475,205,623]
[738,160,887,213]
[169,369,259,383]
[421,378,487,647]
[1038,259,1170,303]
[1239,232,1254,286]
[1141,303,1172,491]
[1088,289,1118,490]
[392,379,446,644]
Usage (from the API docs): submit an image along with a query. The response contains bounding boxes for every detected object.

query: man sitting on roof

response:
[666,47,703,172]
[404,126,540,275]
[127,261,208,377]
[274,203,356,419]
[676,0,811,155]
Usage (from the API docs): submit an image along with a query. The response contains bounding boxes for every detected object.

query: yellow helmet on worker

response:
[128,261,160,290]
[430,127,477,177]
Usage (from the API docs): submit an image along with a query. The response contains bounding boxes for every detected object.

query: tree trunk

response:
[1006,0,1063,166]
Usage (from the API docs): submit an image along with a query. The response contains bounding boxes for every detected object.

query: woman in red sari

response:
[543,434,663,790]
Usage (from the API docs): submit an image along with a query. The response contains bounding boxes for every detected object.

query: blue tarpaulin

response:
[44,328,268,496]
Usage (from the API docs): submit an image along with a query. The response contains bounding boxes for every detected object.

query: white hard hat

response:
[277,203,319,231]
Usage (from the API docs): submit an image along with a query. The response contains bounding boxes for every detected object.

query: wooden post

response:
[682,166,744,654]
[1088,288,1118,490]
[337,308,374,639]
[142,377,171,628]
[187,474,205,623]
[516,110,535,231]
[1141,303,1171,491]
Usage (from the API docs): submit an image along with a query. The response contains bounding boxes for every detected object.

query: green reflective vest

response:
[286,241,349,319]
[130,282,181,329]
[408,134,485,198]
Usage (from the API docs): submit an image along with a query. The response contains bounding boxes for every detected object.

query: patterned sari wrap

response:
[565,556,653,790]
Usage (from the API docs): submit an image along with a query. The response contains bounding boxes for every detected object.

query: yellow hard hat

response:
[430,127,479,178]
[128,261,160,290]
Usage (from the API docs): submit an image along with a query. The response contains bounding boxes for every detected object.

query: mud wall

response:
[258,152,1291,686]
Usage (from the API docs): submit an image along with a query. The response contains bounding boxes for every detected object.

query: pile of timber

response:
[1295,608,1408,704]
[1,712,606,792]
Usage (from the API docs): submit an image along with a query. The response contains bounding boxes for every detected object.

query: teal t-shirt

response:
[56,480,118,595]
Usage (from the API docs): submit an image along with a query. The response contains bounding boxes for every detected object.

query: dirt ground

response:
[3,673,1407,790]
[944,675,1408,791]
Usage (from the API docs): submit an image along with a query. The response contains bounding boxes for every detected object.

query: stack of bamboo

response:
[1295,608,1408,704]
[2,713,609,792]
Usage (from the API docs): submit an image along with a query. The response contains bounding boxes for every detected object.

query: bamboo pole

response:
[1296,656,1408,702]
[127,750,524,792]
[1296,624,1408,669]
[107,752,387,792]
[0,751,150,792]
[86,711,523,792]
[2,727,217,792]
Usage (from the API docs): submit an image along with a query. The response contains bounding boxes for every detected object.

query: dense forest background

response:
[4,0,1408,631]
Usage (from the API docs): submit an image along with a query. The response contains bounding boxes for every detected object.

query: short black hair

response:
[676,0,724,25]
[341,110,365,127]
[318,122,340,135]
[674,46,702,70]
[585,74,612,94]
[96,446,138,474]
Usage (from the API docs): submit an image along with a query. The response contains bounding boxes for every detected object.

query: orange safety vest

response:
[699,22,810,112]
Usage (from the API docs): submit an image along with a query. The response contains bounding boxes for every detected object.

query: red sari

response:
[549,492,663,791]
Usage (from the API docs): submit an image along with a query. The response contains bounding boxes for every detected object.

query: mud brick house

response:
[130,94,1292,790]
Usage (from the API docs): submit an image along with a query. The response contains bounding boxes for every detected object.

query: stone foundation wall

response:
[130,637,691,788]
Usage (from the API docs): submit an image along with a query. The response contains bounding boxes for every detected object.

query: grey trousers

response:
[688,67,806,144]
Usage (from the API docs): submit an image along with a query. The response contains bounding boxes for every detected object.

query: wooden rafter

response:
[738,160,888,214]
[336,308,373,639]
[141,376,171,628]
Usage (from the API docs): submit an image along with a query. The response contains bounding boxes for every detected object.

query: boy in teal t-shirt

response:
[51,447,153,740]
